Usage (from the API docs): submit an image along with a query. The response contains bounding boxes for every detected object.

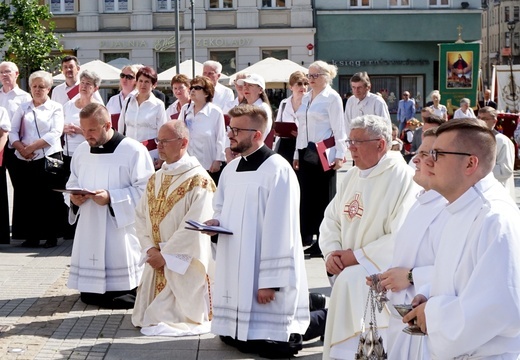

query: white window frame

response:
[260,0,286,9]
[102,0,130,13]
[49,0,75,14]
[208,50,237,76]
[209,0,234,9]
[349,0,370,9]
[429,0,449,8]
[389,0,410,8]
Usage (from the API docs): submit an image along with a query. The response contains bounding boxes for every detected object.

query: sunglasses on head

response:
[190,85,204,91]
[120,73,135,80]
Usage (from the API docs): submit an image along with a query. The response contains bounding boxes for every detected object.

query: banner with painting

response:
[438,42,480,115]
[492,64,520,113]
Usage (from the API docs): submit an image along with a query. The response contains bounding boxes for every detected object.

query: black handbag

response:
[303,142,320,165]
[33,109,65,175]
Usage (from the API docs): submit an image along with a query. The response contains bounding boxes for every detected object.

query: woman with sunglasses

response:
[166,74,191,120]
[178,76,226,184]
[274,71,308,164]
[106,65,139,131]
[294,61,347,256]
[120,66,168,169]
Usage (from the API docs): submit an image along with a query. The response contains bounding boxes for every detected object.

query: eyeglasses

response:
[429,149,472,162]
[154,137,182,145]
[120,73,135,80]
[346,138,381,147]
[226,126,258,136]
[203,71,216,77]
[295,81,309,86]
[306,73,324,79]
[190,85,204,91]
[0,70,13,75]
[80,81,94,87]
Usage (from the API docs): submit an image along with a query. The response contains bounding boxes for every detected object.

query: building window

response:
[156,52,177,74]
[50,0,74,13]
[389,0,409,7]
[209,50,236,75]
[429,0,449,7]
[210,0,233,9]
[505,7,510,22]
[104,0,128,12]
[350,0,369,7]
[261,0,285,8]
[103,52,130,63]
[262,49,288,60]
[515,6,519,21]
[157,0,174,11]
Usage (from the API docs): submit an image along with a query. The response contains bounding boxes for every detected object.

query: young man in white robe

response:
[132,121,216,336]
[477,106,516,199]
[204,104,310,358]
[66,103,154,308]
[371,128,446,360]
[318,114,420,360]
[403,119,520,359]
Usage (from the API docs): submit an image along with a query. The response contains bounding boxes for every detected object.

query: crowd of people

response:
[0,56,520,360]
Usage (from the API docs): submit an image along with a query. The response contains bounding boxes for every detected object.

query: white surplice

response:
[493,132,515,199]
[66,135,155,293]
[386,190,446,360]
[319,151,420,360]
[424,174,520,360]
[132,155,216,336]
[211,149,310,342]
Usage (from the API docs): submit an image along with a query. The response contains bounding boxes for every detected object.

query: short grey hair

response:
[350,115,392,150]
[203,60,222,74]
[80,70,101,88]
[460,98,470,105]
[309,60,337,85]
[29,71,53,88]
[0,61,19,73]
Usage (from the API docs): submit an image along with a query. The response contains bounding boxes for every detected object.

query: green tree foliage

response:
[0,0,63,86]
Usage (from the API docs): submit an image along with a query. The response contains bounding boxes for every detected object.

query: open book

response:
[185,220,233,235]
[53,188,96,196]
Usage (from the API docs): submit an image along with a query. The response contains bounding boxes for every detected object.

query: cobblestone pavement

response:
[0,240,328,360]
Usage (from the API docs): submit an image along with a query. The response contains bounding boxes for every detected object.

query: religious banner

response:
[438,42,481,115]
[492,64,520,113]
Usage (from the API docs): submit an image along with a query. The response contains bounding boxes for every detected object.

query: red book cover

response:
[111,114,120,131]
[141,139,158,151]
[274,122,297,138]
[316,136,336,172]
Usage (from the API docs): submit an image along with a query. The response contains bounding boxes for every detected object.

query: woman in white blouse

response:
[120,66,168,168]
[294,60,347,256]
[9,71,67,248]
[166,74,190,120]
[453,97,476,119]
[429,90,448,121]
[274,71,308,164]
[178,75,226,184]
[105,64,138,131]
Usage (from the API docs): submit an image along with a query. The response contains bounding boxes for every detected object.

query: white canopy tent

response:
[157,59,230,87]
[226,57,308,89]
[107,57,133,69]
[53,60,122,88]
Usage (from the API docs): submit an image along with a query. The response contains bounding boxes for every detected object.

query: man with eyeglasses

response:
[204,104,309,358]
[403,118,520,359]
[132,120,216,336]
[51,55,103,105]
[65,103,154,309]
[344,72,391,136]
[0,61,31,243]
[317,114,418,359]
[202,60,234,110]
[478,106,515,198]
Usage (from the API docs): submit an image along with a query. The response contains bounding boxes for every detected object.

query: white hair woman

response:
[453,97,476,119]
[9,70,67,248]
[429,90,448,121]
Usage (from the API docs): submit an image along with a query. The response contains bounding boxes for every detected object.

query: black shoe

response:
[21,240,40,248]
[43,239,58,248]
[304,242,322,258]
[257,334,302,359]
[309,293,326,312]
[302,235,314,247]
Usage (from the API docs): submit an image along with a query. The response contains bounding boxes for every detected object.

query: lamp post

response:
[508,20,517,112]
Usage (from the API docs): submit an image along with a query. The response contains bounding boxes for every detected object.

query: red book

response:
[264,129,275,149]
[111,114,120,131]
[316,136,336,172]
[274,122,297,138]
[141,139,158,151]
[170,113,180,120]
[0,148,3,167]
[67,84,80,100]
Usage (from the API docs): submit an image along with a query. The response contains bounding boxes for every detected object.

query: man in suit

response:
[478,89,497,109]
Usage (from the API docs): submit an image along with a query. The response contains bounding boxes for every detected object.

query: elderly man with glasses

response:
[316,114,419,359]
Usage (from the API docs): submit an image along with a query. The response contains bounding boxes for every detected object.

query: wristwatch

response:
[408,268,414,285]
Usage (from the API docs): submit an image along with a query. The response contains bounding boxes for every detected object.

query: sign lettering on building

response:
[331,59,430,67]
[100,40,147,48]
[196,38,252,47]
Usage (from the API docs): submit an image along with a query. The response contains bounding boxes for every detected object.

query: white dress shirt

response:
[344,92,391,135]
[0,86,32,119]
[9,99,64,160]
[213,83,234,110]
[106,90,137,115]
[62,100,85,156]
[51,81,103,105]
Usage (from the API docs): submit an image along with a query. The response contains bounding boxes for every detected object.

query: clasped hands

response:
[70,190,111,207]
[63,123,83,135]
[325,248,358,275]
